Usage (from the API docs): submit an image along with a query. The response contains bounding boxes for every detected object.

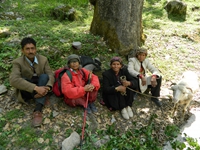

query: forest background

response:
[0,0,200,149]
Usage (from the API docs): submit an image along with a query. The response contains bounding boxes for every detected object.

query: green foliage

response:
[0,0,106,79]
[77,114,163,150]
[14,126,39,147]
[171,140,186,150]
[0,109,25,147]
[164,124,180,141]
[0,110,58,148]
[4,109,25,121]
[143,0,167,29]
[186,136,200,150]
[0,38,20,85]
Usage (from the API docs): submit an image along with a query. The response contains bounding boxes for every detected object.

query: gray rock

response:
[51,5,77,21]
[62,131,80,150]
[83,64,96,71]
[53,110,59,117]
[164,0,187,20]
[0,85,7,94]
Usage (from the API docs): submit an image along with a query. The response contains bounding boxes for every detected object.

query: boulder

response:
[51,5,77,21]
[164,0,187,20]
[62,131,80,150]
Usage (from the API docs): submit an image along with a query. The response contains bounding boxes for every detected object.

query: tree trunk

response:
[90,0,144,56]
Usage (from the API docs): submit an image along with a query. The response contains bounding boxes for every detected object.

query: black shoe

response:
[151,98,162,107]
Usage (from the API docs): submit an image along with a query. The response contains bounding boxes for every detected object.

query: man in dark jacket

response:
[9,37,54,127]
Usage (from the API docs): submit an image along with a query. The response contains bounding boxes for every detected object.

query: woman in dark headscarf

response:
[102,57,138,120]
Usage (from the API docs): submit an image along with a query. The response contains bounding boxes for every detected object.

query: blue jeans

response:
[21,74,49,105]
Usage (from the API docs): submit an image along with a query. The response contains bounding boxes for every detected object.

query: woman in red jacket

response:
[61,54,100,113]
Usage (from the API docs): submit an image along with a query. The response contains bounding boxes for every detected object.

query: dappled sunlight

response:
[0,28,9,32]
[140,107,150,113]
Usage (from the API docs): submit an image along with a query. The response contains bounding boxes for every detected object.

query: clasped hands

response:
[34,86,50,98]
[116,80,131,96]
[84,84,95,92]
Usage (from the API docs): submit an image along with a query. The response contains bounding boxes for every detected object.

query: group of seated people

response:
[9,37,162,127]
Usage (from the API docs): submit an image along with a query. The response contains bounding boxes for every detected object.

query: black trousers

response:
[103,89,136,110]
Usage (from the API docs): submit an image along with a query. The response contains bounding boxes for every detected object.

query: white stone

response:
[62,131,80,150]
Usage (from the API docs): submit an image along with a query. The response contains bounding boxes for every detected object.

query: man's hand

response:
[34,86,49,97]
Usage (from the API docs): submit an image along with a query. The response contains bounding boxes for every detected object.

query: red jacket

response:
[61,68,100,106]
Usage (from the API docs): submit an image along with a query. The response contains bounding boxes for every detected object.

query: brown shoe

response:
[32,111,43,127]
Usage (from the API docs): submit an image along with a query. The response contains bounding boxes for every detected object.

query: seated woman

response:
[102,57,138,120]
[61,54,100,113]
[127,47,162,107]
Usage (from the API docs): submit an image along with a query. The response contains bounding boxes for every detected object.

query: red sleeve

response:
[61,73,86,99]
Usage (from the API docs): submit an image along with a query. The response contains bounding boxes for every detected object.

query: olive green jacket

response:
[9,54,54,103]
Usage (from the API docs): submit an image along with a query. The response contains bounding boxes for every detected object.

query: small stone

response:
[38,138,44,143]
[0,85,7,94]
[43,118,50,124]
[53,110,59,117]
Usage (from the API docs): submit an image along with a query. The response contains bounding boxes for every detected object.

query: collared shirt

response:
[25,56,38,67]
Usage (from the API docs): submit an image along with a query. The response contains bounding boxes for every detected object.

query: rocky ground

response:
[1,81,200,149]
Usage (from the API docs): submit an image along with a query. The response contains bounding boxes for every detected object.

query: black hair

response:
[20,37,36,49]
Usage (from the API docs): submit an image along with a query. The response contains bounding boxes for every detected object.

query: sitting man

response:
[9,37,55,127]
[61,54,100,113]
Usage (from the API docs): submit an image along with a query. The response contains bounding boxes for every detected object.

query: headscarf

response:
[110,57,123,65]
[135,47,148,57]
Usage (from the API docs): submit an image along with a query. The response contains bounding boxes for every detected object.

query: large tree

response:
[90,0,144,56]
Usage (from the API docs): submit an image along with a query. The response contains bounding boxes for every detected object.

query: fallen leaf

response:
[38,138,44,143]
[43,118,50,124]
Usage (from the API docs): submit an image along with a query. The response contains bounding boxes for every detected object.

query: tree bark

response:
[90,0,144,56]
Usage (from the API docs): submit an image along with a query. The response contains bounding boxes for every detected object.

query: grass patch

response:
[0,109,25,147]
[4,109,25,121]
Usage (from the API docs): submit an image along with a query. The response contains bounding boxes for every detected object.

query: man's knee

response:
[39,74,49,79]
[38,74,49,85]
